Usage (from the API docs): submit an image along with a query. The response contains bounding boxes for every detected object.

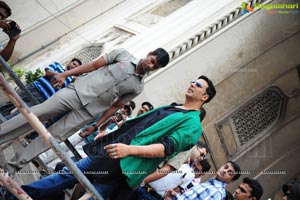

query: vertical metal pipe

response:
[0,168,32,200]
[64,138,82,161]
[0,57,39,105]
[0,56,103,200]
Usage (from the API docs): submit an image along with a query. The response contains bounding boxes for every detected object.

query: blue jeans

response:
[135,186,161,200]
[20,157,118,199]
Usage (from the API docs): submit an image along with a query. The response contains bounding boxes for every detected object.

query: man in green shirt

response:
[10,75,216,200]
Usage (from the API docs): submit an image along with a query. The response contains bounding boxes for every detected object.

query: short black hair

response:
[123,104,132,116]
[199,159,211,173]
[196,141,209,154]
[243,177,264,200]
[0,1,11,17]
[283,181,300,200]
[225,190,234,200]
[152,48,169,68]
[141,101,154,110]
[198,75,216,104]
[71,58,82,65]
[128,100,136,111]
[199,107,206,122]
[228,161,241,181]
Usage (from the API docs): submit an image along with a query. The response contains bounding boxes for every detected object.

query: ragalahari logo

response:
[241,2,254,15]
[241,2,299,15]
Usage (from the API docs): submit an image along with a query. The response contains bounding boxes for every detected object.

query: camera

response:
[6,21,21,38]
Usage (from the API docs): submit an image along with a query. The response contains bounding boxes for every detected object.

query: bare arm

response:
[164,189,179,199]
[95,99,123,128]
[0,21,21,61]
[104,143,166,159]
[143,164,175,184]
[54,56,106,87]
[86,99,123,140]
[45,69,57,78]
[127,144,165,157]
[0,38,18,61]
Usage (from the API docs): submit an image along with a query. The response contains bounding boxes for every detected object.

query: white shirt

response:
[148,163,195,196]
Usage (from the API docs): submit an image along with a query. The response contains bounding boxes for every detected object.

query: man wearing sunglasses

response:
[0,1,21,62]
[135,79,211,197]
[233,177,263,200]
[2,75,216,199]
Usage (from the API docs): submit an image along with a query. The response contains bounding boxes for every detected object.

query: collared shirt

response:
[121,107,202,188]
[83,104,202,187]
[33,62,73,100]
[176,178,227,200]
[186,177,202,189]
[74,48,144,117]
[84,105,188,169]
[85,105,183,157]
[149,163,196,196]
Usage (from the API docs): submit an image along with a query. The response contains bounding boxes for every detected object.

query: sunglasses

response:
[197,147,207,158]
[190,80,203,88]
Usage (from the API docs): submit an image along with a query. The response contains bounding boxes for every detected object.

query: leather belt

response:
[143,184,162,200]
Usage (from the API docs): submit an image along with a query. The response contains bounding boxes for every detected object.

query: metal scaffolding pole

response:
[0,56,39,105]
[0,56,103,200]
[0,168,32,200]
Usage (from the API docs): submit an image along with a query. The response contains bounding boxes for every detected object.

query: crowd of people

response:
[0,1,295,200]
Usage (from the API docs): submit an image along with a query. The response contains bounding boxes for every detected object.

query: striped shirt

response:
[33,62,73,100]
[176,178,226,200]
